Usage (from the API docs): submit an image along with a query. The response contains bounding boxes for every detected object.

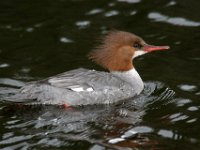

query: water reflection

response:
[0,81,171,149]
[187,106,199,111]
[0,104,144,149]
[178,84,198,92]
[60,37,73,43]
[186,118,197,123]
[148,12,200,27]
[170,113,188,122]
[0,63,10,68]
[104,10,119,17]
[26,27,34,33]
[86,9,104,15]
[75,21,90,29]
[117,0,141,4]
[130,10,137,16]
[158,129,175,139]
[0,0,200,149]
[166,1,177,6]
[175,98,191,107]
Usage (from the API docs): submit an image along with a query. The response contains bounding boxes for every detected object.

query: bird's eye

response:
[133,43,141,49]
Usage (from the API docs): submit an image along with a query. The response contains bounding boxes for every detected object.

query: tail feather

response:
[0,87,19,102]
[0,78,29,103]
[0,88,35,104]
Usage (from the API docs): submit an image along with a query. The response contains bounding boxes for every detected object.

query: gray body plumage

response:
[3,68,144,106]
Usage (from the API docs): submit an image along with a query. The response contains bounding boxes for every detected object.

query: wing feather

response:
[46,68,127,91]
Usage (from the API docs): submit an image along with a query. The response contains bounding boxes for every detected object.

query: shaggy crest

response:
[88,31,144,71]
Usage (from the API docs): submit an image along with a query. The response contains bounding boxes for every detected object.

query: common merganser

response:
[3,31,169,106]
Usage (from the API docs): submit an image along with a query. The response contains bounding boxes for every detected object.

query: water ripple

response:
[0,63,10,68]
[104,10,119,17]
[186,118,197,123]
[0,135,33,145]
[178,84,198,92]
[175,98,192,107]
[130,10,137,15]
[170,113,188,122]
[60,37,73,43]
[75,20,90,29]
[86,8,104,15]
[166,1,176,7]
[0,0,200,149]
[158,129,174,139]
[26,27,34,33]
[117,0,141,4]
[148,12,200,27]
[187,106,199,111]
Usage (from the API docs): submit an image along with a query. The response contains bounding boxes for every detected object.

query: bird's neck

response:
[111,68,144,94]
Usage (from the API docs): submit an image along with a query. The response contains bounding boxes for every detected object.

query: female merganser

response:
[3,31,169,106]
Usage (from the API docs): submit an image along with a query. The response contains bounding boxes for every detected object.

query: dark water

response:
[0,0,200,149]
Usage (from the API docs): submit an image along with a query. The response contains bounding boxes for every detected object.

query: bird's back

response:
[2,68,138,105]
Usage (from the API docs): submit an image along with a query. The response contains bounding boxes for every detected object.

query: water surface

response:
[0,0,200,149]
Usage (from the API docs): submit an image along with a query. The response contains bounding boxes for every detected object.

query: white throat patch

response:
[133,50,147,59]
